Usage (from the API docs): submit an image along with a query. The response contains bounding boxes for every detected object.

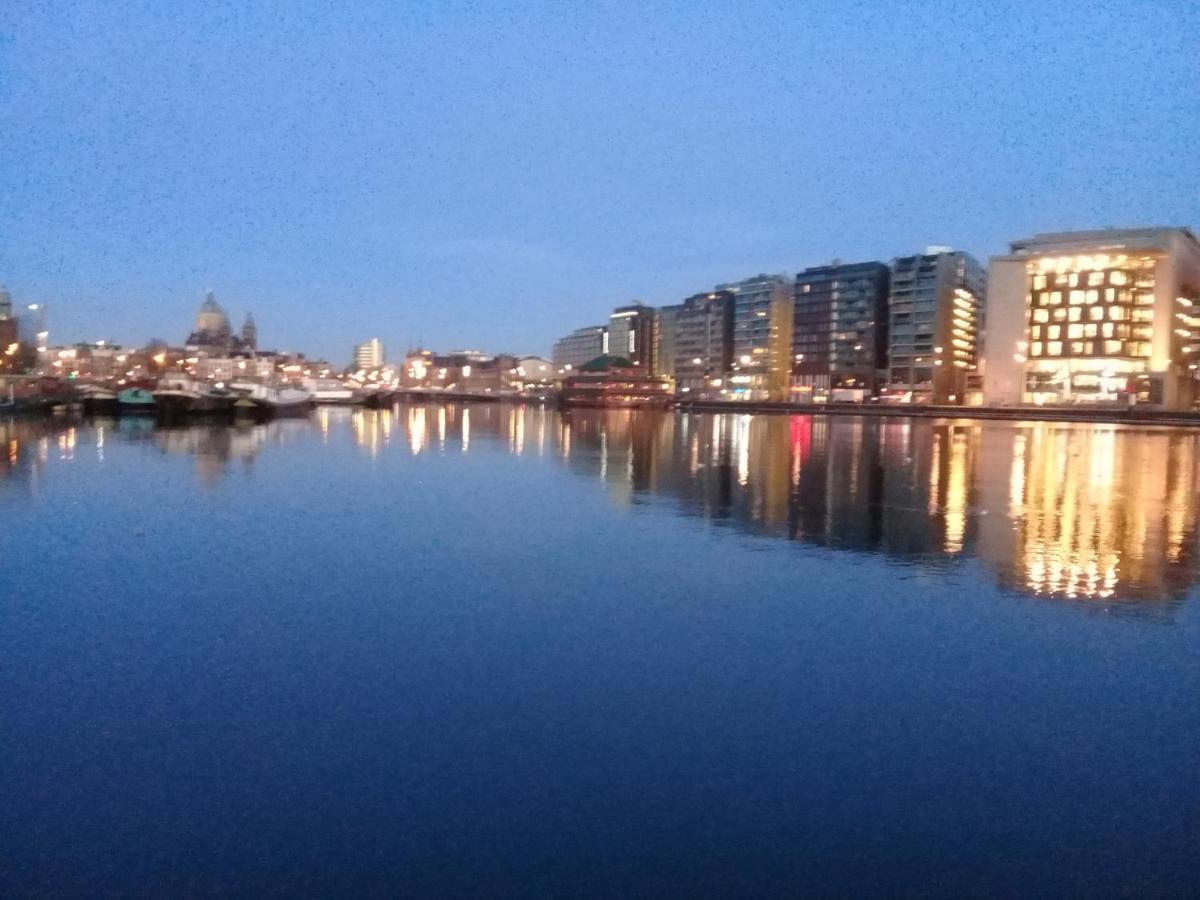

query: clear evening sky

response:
[2,2,1196,364]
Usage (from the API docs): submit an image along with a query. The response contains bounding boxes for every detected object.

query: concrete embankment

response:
[674,400,1200,428]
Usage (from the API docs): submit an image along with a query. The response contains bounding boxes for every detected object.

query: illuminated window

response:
[1136,292,1155,306]
[1069,273,1079,287]
[1088,306,1104,322]
[1069,290,1085,305]
[1110,271,1128,286]
[1048,325,1061,339]
[1033,274,1047,290]
[1068,324,1084,339]
[1047,291,1063,305]
[1031,341,1043,356]
[1068,307,1081,322]
[1130,342,1151,357]
[1030,325,1042,339]
[1083,324,1097,338]
[1132,325,1151,340]
[1132,308,1153,322]
[1088,271,1105,286]
[1085,290,1099,304]
[1104,340,1123,355]
[1102,323,1114,337]
[1047,341,1063,356]
[1105,288,1115,301]
[1033,308,1049,323]
[1055,274,1069,286]
[1109,307,1127,321]
[1070,341,1085,354]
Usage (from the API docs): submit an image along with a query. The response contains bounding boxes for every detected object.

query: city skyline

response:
[3,3,1197,363]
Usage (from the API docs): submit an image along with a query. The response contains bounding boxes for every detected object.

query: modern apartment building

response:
[673,290,735,396]
[719,274,794,401]
[793,261,890,395]
[887,249,985,403]
[353,338,385,370]
[983,227,1200,409]
[608,304,658,371]
[552,325,608,370]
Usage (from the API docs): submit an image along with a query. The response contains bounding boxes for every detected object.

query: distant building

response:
[887,249,985,403]
[354,338,385,370]
[18,303,48,354]
[608,304,658,371]
[559,355,673,409]
[187,291,233,348]
[513,356,557,389]
[673,290,735,396]
[793,261,890,396]
[656,303,683,381]
[241,314,257,351]
[719,274,794,401]
[983,227,1200,410]
[0,287,16,352]
[552,325,609,370]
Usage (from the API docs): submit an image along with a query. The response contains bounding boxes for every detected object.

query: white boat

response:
[231,382,314,418]
[302,377,362,405]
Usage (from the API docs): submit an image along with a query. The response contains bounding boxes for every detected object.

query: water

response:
[2,405,1199,896]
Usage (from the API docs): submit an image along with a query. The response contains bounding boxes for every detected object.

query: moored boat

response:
[302,378,363,406]
[78,385,120,416]
[117,387,157,415]
[153,376,236,420]
[232,383,314,419]
[361,386,395,409]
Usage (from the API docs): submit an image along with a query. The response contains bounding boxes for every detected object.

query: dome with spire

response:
[187,290,234,347]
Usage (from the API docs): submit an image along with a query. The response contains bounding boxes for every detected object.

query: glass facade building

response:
[552,325,609,370]
[887,250,985,403]
[793,261,890,394]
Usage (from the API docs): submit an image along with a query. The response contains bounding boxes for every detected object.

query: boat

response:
[78,384,119,416]
[117,387,157,415]
[302,377,362,406]
[232,383,314,419]
[153,375,236,420]
[557,356,674,410]
[361,386,395,409]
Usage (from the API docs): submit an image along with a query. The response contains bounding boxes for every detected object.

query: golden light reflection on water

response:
[6,405,1199,607]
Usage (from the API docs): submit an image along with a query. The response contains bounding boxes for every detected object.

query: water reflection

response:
[383,404,1200,606]
[5,405,1199,607]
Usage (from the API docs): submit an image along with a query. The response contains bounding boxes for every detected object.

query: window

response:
[1104,340,1123,355]
[1084,324,1097,337]
[1088,271,1105,286]
[1109,306,1128,321]
[1070,290,1085,305]
[1053,308,1068,321]
[1047,291,1063,305]
[1069,273,1079,287]
[1048,325,1061,339]
[1033,274,1047,290]
[1089,306,1105,322]
[1031,341,1043,356]
[1110,271,1128,286]
[1086,290,1099,304]
[1068,324,1084,339]
[1031,325,1042,339]
[1047,341,1063,356]
[1102,323,1114,337]
[1033,308,1049,323]
[1068,307,1081,322]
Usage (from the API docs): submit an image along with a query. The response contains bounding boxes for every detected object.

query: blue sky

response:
[2,1,1196,364]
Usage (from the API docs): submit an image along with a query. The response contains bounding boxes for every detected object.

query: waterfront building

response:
[656,303,683,381]
[354,338,385,371]
[0,287,16,354]
[718,274,794,401]
[792,261,890,398]
[513,357,557,391]
[886,249,985,403]
[558,355,672,409]
[552,325,609,371]
[673,290,735,397]
[982,227,1200,410]
[608,304,658,372]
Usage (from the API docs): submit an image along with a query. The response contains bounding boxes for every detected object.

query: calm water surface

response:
[2,405,1199,896]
